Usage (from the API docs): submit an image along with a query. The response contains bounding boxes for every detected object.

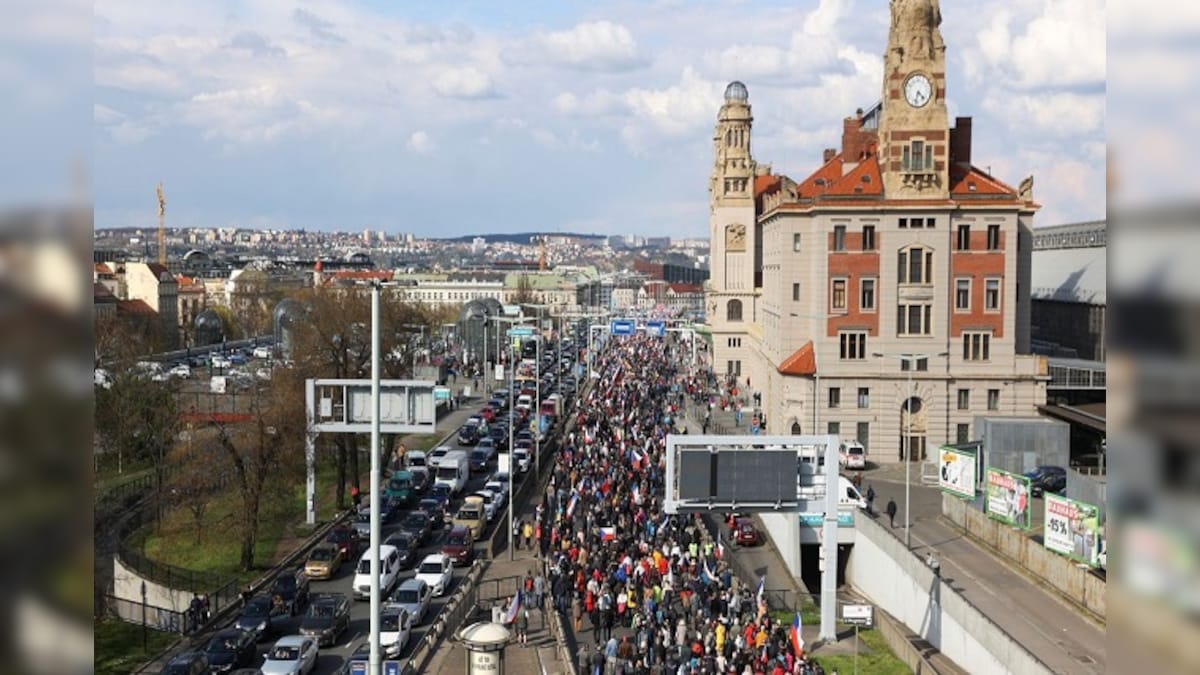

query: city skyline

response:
[94,0,1104,236]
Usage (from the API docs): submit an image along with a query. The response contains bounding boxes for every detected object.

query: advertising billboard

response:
[938,446,977,498]
[1044,494,1103,567]
[985,467,1031,529]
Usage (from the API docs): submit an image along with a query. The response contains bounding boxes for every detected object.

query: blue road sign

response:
[646,320,666,337]
[610,319,635,336]
[350,663,367,675]
[383,661,403,675]
[507,327,534,337]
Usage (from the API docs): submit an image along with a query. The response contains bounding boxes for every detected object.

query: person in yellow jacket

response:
[715,621,727,653]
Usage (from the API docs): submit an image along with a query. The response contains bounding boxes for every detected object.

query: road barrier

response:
[404,558,487,675]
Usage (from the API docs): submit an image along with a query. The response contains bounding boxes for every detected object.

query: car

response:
[469,449,491,474]
[488,397,506,412]
[457,423,480,446]
[228,353,248,365]
[211,355,232,369]
[161,651,209,675]
[479,406,496,422]
[399,511,433,547]
[418,497,448,526]
[380,605,414,658]
[168,364,191,379]
[512,448,531,474]
[234,593,286,642]
[269,569,310,616]
[203,628,257,672]
[490,471,511,493]
[383,532,419,569]
[453,497,486,541]
[255,367,273,381]
[1024,465,1067,497]
[429,446,452,465]
[253,346,272,359]
[441,525,475,566]
[471,489,499,522]
[516,429,533,444]
[409,466,431,494]
[384,472,417,507]
[339,642,371,675]
[304,543,344,581]
[353,544,403,599]
[299,593,351,647]
[390,577,433,625]
[484,480,507,512]
[325,526,361,560]
[428,483,453,510]
[414,554,454,596]
[735,517,761,546]
[261,635,318,675]
[487,425,509,451]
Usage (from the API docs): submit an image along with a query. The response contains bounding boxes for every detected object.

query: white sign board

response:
[469,650,500,675]
[938,446,976,499]
[209,376,227,394]
[841,604,873,627]
[1044,493,1103,567]
[494,364,504,381]
[498,453,511,474]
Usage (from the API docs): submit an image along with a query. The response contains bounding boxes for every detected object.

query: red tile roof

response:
[777,341,816,376]
[823,155,883,198]
[668,283,702,294]
[950,164,1019,197]
[794,154,846,200]
[754,175,781,198]
[116,299,156,316]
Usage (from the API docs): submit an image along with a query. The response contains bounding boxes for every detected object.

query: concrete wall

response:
[112,556,195,614]
[941,494,1106,620]
[847,513,1052,675]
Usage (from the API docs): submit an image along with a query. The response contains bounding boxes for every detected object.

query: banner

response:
[1044,494,1102,567]
[985,467,1031,529]
[938,446,976,498]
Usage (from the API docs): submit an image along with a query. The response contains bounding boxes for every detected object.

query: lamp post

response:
[871,350,949,549]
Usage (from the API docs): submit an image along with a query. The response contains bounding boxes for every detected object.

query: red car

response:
[735,518,761,547]
[325,526,361,559]
[441,525,475,565]
[479,406,496,422]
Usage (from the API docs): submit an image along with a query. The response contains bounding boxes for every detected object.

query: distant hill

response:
[435,232,609,244]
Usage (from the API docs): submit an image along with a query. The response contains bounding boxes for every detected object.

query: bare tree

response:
[164,437,228,544]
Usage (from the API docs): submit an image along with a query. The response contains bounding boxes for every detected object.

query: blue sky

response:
[91,0,1107,237]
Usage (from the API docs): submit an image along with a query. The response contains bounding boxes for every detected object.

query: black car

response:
[457,423,480,446]
[203,628,257,672]
[161,651,209,675]
[469,449,491,474]
[1024,465,1067,497]
[418,497,448,526]
[409,468,431,494]
[399,511,433,547]
[299,593,352,647]
[234,593,285,641]
[384,532,419,569]
[269,569,310,616]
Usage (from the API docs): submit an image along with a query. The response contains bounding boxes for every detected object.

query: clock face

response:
[904,74,932,108]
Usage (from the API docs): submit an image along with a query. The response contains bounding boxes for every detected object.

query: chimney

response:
[950,116,973,167]
[823,148,837,164]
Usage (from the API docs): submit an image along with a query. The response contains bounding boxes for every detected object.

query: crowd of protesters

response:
[512,332,829,675]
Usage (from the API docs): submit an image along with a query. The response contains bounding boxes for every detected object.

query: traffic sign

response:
[841,604,873,627]
[646,320,665,337]
[507,327,534,337]
[610,319,635,336]
[350,663,366,675]
[383,660,404,675]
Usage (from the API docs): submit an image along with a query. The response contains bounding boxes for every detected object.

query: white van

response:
[434,450,470,496]
[838,476,867,509]
[838,441,867,470]
[353,544,402,600]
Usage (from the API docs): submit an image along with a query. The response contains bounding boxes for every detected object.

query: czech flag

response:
[716,533,725,561]
[702,557,715,584]
[503,593,521,624]
[599,526,616,542]
[790,611,805,656]
[756,576,766,609]
[630,447,644,470]
[566,494,579,518]
[631,484,641,506]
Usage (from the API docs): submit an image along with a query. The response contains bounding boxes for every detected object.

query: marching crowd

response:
[510,332,830,675]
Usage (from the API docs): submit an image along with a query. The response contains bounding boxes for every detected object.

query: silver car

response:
[260,635,318,675]
[389,577,432,625]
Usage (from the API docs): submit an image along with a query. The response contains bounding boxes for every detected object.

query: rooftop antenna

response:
[156,182,166,266]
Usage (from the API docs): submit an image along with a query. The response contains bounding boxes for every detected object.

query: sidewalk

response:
[865,468,1106,674]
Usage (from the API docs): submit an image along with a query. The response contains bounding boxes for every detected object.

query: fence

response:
[105,594,189,635]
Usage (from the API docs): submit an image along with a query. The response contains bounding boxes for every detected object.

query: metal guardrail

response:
[105,594,190,634]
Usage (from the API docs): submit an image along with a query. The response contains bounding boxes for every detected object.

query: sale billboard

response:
[1043,493,1102,567]
[984,467,1031,529]
[938,446,977,498]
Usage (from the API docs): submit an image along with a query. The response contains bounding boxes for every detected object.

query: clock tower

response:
[879,0,950,200]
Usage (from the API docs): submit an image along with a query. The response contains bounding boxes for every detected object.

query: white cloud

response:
[622,67,721,138]
[984,91,1105,136]
[407,130,433,154]
[525,20,645,71]
[553,89,624,117]
[432,66,495,99]
[966,0,1105,89]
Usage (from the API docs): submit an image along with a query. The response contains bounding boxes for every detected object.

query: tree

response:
[228,268,283,337]
[94,370,179,476]
[512,274,537,305]
[164,435,228,544]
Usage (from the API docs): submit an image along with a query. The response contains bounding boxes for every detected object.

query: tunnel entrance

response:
[798,543,851,593]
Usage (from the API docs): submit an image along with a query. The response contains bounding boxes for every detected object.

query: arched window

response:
[727,299,743,322]
[791,421,802,435]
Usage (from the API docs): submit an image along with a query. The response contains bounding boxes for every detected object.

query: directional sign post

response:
[507,327,534,338]
[382,660,403,675]
[646,320,665,337]
[610,319,635,336]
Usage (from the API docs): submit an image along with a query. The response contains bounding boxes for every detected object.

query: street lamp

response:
[871,350,949,549]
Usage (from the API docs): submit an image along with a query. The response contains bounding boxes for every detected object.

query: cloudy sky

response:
[92,0,1106,237]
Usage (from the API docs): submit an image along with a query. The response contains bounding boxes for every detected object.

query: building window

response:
[839,331,867,360]
[857,422,870,452]
[833,225,846,252]
[987,388,1000,411]
[860,278,876,311]
[985,278,1000,312]
[727,337,741,348]
[898,246,933,284]
[957,388,970,410]
[900,356,929,372]
[727,359,742,375]
[957,224,971,251]
[857,388,870,409]
[727,299,743,322]
[862,225,876,251]
[899,218,908,229]
[793,233,802,252]
[792,283,800,301]
[831,279,848,312]
[956,423,970,444]
[828,387,841,409]
[987,224,1001,251]
[897,304,932,336]
[827,421,841,436]
[963,331,991,361]
[955,278,971,311]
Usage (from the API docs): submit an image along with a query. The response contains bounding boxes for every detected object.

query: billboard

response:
[1044,494,1102,567]
[938,446,977,498]
[985,467,1031,529]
